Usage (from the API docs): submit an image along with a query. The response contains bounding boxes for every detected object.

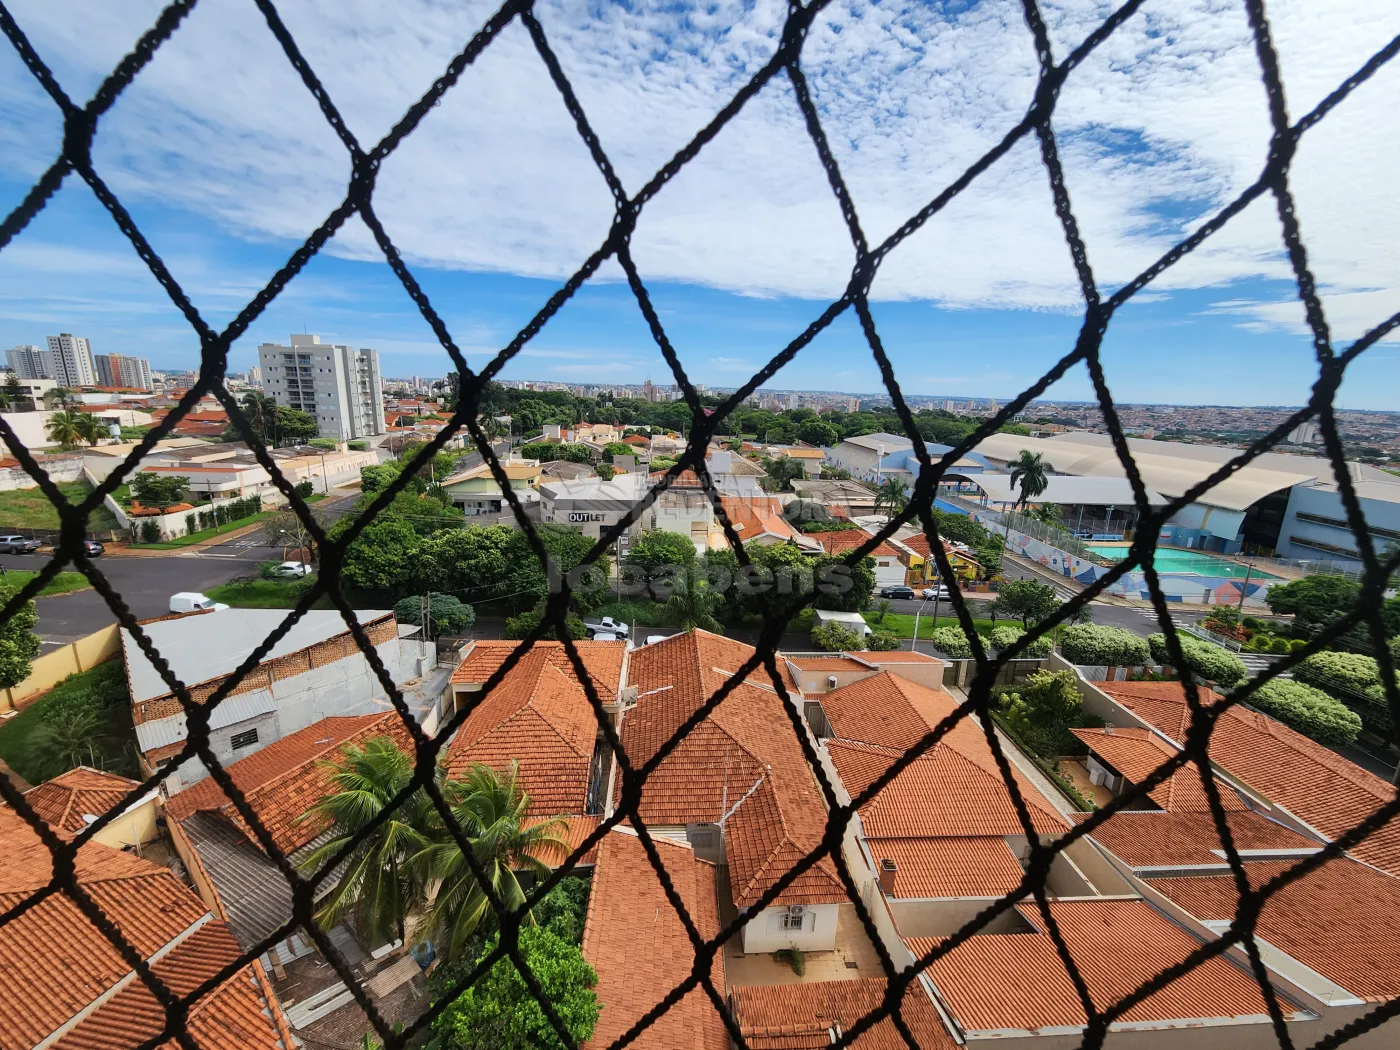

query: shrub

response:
[928,626,974,659]
[1147,633,1247,687]
[1271,636,1293,655]
[138,520,160,543]
[988,625,1052,658]
[504,608,586,640]
[864,631,901,652]
[1248,679,1362,746]
[1059,624,1149,666]
[185,514,197,536]
[1295,651,1381,699]
[295,479,316,499]
[811,621,864,652]
[307,437,338,450]
[394,594,476,637]
[347,440,367,451]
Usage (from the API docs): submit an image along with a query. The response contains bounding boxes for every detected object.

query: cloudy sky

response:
[1,0,1398,408]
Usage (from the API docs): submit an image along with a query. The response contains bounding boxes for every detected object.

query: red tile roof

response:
[1145,857,1400,1001]
[1100,681,1400,876]
[622,631,845,908]
[866,836,1025,899]
[446,646,605,815]
[731,978,956,1049]
[719,497,811,547]
[165,712,405,854]
[809,529,899,558]
[581,829,727,1050]
[1070,726,1246,813]
[855,650,941,663]
[450,639,625,699]
[1075,809,1319,868]
[784,655,873,672]
[21,767,142,834]
[913,899,1295,1033]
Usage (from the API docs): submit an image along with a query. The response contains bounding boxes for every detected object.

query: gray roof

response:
[965,473,1168,507]
[180,811,294,950]
[133,690,276,752]
[841,432,914,452]
[121,609,392,703]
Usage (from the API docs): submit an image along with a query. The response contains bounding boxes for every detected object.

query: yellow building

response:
[20,767,161,852]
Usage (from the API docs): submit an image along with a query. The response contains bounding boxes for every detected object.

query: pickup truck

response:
[583,616,630,640]
[0,535,42,554]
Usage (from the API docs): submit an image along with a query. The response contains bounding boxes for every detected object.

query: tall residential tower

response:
[257,334,385,442]
[45,333,97,387]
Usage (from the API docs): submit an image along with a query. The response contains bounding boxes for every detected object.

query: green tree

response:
[44,410,85,448]
[503,608,587,640]
[394,594,476,637]
[276,405,320,443]
[603,441,633,462]
[991,578,1060,628]
[0,588,41,688]
[664,578,724,632]
[433,926,599,1050]
[872,477,908,516]
[1264,575,1360,625]
[796,419,839,447]
[784,499,831,528]
[416,762,569,962]
[32,706,103,772]
[3,374,22,408]
[131,472,188,507]
[341,517,421,593]
[72,412,103,446]
[595,463,616,481]
[760,456,806,493]
[624,530,696,597]
[297,736,432,945]
[811,621,863,652]
[1009,450,1049,509]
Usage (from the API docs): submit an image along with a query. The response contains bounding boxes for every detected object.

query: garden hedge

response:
[1147,633,1248,687]
[988,625,1052,659]
[1295,651,1381,699]
[1058,624,1150,667]
[1248,679,1362,746]
[928,626,974,659]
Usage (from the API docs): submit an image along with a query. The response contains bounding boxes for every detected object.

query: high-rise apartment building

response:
[45,333,97,387]
[257,334,385,441]
[6,345,55,380]
[93,352,153,390]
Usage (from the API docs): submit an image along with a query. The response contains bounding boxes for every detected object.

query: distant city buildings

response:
[46,332,97,387]
[258,334,386,441]
[93,352,153,390]
[6,344,54,380]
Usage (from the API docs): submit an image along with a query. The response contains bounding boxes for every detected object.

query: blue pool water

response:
[1084,544,1280,580]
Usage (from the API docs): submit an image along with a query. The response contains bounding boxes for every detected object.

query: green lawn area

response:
[0,662,136,784]
[129,510,271,549]
[863,611,999,638]
[1,569,91,597]
[205,577,333,609]
[0,478,118,532]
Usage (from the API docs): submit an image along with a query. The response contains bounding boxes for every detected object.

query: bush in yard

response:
[1294,650,1381,699]
[393,594,476,637]
[811,621,864,652]
[347,440,367,451]
[504,608,586,641]
[131,471,187,507]
[295,479,315,499]
[999,670,1085,758]
[1147,633,1247,687]
[1058,624,1149,667]
[0,586,41,688]
[988,625,1052,658]
[1247,679,1362,746]
[185,513,197,536]
[864,631,901,651]
[928,625,974,659]
[138,520,160,544]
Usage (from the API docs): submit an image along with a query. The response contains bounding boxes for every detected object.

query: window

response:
[781,905,806,931]
[230,728,259,750]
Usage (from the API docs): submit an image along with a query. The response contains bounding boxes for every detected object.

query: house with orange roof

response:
[16,766,159,851]
[730,978,956,1050]
[718,495,824,553]
[889,530,981,584]
[807,527,906,588]
[0,806,294,1050]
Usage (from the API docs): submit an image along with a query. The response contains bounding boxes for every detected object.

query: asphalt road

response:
[4,531,284,645]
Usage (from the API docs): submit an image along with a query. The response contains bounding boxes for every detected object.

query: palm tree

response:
[414,761,567,964]
[1009,450,1049,511]
[44,410,85,449]
[72,412,103,446]
[239,390,278,445]
[297,736,434,946]
[34,706,103,774]
[665,580,724,632]
[872,477,908,517]
[43,387,73,410]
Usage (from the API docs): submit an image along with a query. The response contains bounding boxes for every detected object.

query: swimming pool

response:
[1084,544,1280,580]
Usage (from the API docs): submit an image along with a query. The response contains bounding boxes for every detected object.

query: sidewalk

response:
[98,520,269,558]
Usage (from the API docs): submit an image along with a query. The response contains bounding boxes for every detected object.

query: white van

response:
[169,592,230,614]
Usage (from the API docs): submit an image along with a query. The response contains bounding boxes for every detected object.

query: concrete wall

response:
[0,624,120,712]
[789,665,875,696]
[862,655,947,691]
[0,410,58,451]
[89,793,161,852]
[1279,483,1400,563]
[740,902,841,953]
[0,452,83,492]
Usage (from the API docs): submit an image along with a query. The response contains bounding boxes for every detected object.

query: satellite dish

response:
[82,814,99,824]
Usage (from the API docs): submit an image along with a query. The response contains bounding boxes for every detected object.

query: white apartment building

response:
[257,334,386,441]
[46,333,97,387]
[7,344,54,380]
[94,352,153,390]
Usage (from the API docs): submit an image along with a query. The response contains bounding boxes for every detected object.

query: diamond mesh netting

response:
[1,1,1399,1049]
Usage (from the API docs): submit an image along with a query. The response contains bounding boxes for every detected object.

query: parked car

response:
[169,592,230,614]
[0,535,41,554]
[269,561,313,578]
[82,539,105,557]
[879,585,915,600]
[921,585,952,600]
[583,616,630,640]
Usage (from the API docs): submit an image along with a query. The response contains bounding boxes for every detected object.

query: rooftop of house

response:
[622,630,845,908]
[783,655,874,673]
[580,828,728,1050]
[1070,726,1248,813]
[539,459,595,479]
[719,496,822,550]
[840,432,915,452]
[1073,808,1320,869]
[807,528,900,558]
[450,639,625,699]
[1099,681,1400,876]
[441,459,542,485]
[873,835,1027,899]
[1145,855,1400,1002]
[17,767,145,837]
[730,978,956,1049]
[0,808,289,1050]
[166,712,406,855]
[790,478,878,501]
[912,898,1299,1035]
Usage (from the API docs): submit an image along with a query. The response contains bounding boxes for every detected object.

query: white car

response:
[170,592,230,614]
[584,616,630,640]
[270,561,313,578]
[922,585,953,600]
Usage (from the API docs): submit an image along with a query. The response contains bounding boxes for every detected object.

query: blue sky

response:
[2,0,1398,408]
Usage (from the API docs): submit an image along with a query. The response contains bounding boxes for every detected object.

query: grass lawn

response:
[1,569,91,597]
[129,510,270,549]
[0,662,136,784]
[0,478,118,532]
[204,577,333,609]
[863,611,999,638]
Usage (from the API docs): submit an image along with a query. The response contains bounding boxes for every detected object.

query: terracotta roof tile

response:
[866,836,1025,899]
[913,899,1295,1033]
[622,631,844,908]
[450,639,625,698]
[853,650,942,663]
[1101,681,1400,876]
[1076,809,1319,868]
[1145,857,1400,1002]
[1070,727,1246,813]
[21,767,143,834]
[719,497,812,546]
[731,978,956,1049]
[581,829,728,1050]
[525,814,601,867]
[784,656,872,672]
[164,712,405,854]
[809,530,900,558]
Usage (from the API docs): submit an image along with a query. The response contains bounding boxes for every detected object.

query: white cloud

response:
[1,0,1398,339]
[709,356,756,371]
